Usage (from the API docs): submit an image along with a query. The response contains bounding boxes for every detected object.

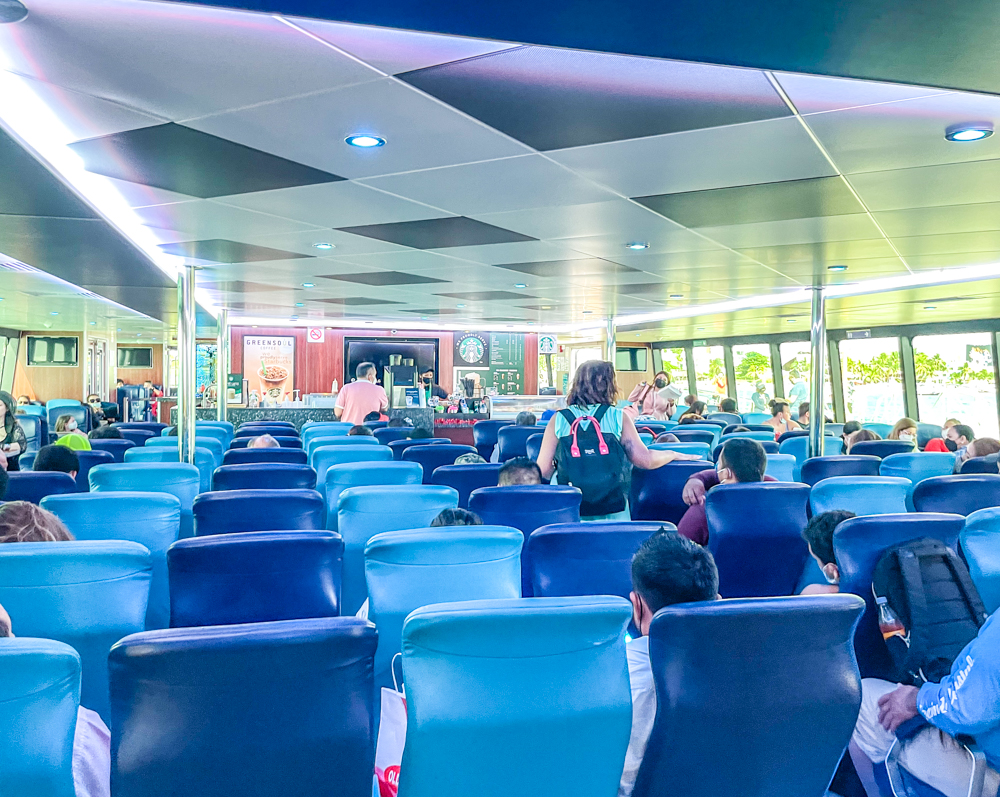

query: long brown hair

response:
[0,502,74,544]
[567,360,619,407]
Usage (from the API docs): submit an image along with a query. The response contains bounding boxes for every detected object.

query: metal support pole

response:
[808,286,827,459]
[606,317,616,364]
[216,308,229,423]
[177,264,196,465]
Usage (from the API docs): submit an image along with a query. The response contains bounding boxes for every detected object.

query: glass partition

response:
[839,337,905,424]
[912,333,998,438]
[732,344,774,414]
[692,345,727,406]
[778,341,834,421]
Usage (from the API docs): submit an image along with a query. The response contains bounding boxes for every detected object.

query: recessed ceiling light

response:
[136,333,141,336]
[295,302,304,307]
[312,243,334,250]
[50,311,59,315]
[787,318,796,323]
[945,123,994,142]
[541,306,552,310]
[626,242,650,250]
[514,283,527,289]
[0,1,28,24]
[669,294,683,299]
[301,282,315,288]
[252,325,258,328]
[290,315,298,320]
[456,304,465,309]
[420,316,429,320]
[582,310,593,315]
[364,321,374,325]
[345,135,386,148]
[828,265,848,272]
[89,321,96,325]
[117,328,122,332]
[924,305,937,310]
[697,327,704,331]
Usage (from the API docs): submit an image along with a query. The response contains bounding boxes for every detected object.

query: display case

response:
[487,394,566,420]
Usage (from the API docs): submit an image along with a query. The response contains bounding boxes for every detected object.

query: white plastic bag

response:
[374,687,407,797]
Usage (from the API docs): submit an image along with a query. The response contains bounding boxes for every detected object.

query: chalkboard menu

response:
[489,332,525,395]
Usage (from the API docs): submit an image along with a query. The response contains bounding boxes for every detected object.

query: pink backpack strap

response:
[568,415,610,458]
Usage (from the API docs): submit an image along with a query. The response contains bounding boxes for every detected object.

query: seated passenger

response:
[348,425,373,436]
[454,452,487,465]
[682,393,699,408]
[247,434,279,449]
[88,425,122,440]
[956,435,1000,472]
[840,420,863,453]
[888,418,918,444]
[653,432,680,444]
[33,445,80,480]
[387,417,407,428]
[924,419,962,452]
[852,615,1000,797]
[0,500,73,543]
[430,508,483,527]
[718,397,738,414]
[54,415,91,451]
[798,402,811,427]
[946,423,974,461]
[763,399,801,439]
[620,530,719,797]
[0,600,110,797]
[16,395,31,406]
[515,411,537,426]
[498,457,543,486]
[678,401,707,423]
[844,428,880,454]
[678,439,773,545]
[798,510,856,596]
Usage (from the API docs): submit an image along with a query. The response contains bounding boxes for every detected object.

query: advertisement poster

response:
[243,336,295,402]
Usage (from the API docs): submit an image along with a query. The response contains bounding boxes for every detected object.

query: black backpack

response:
[554,406,629,517]
[871,537,988,684]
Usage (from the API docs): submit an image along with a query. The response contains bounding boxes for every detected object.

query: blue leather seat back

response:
[633,595,864,797]
[337,485,459,614]
[707,412,741,426]
[145,435,225,464]
[108,618,377,797]
[120,429,154,447]
[17,415,41,452]
[912,474,1000,515]
[723,423,772,434]
[239,421,294,430]
[19,403,46,416]
[365,420,388,429]
[184,425,230,448]
[719,431,774,443]
[116,422,168,436]
[431,463,502,508]
[88,438,135,462]
[525,432,544,462]
[305,434,378,458]
[124,445,216,493]
[497,425,545,462]
[705,482,810,597]
[962,508,1000,614]
[212,463,317,491]
[960,457,1000,473]
[312,445,393,499]
[325,462,424,530]
[800,455,881,486]
[778,435,844,479]
[48,404,89,433]
[302,424,350,449]
[879,452,956,509]
[388,437,449,460]
[374,427,414,445]
[810,476,910,516]
[527,522,666,600]
[233,425,297,438]
[41,492,180,630]
[74,450,114,491]
[402,443,478,483]
[0,637,81,797]
[711,440,781,461]
[917,422,943,450]
[90,462,199,538]
[630,460,715,524]
[365,527,522,688]
[0,540,151,722]
[192,489,325,536]
[168,531,343,626]
[850,440,916,459]
[741,412,771,424]
[825,423,845,437]
[472,419,512,460]
[6,471,77,504]
[862,422,894,438]
[221,447,307,466]
[634,422,669,437]
[400,597,632,797]
[230,435,302,449]
[764,453,796,482]
[835,512,965,678]
[775,428,808,444]
[649,442,712,460]
[670,428,717,447]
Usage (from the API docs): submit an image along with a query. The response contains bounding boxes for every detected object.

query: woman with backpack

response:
[535,360,702,520]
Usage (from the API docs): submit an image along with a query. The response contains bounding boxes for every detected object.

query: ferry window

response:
[912,333,998,438]
[732,344,774,415]
[839,337,905,424]
[656,347,689,399]
[692,345,727,407]
[779,342,835,421]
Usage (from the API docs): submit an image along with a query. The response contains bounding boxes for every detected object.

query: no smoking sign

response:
[307,327,325,343]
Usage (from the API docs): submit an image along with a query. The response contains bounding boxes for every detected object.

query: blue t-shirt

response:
[551,405,624,439]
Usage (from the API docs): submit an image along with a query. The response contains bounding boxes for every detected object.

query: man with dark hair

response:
[840,420,862,453]
[408,427,433,440]
[88,425,123,440]
[947,424,975,466]
[798,402,810,426]
[515,411,537,426]
[348,424,374,436]
[718,397,737,414]
[335,362,388,425]
[621,531,719,796]
[33,444,80,479]
[421,368,448,401]
[678,438,772,545]
[799,510,855,595]
[498,457,543,486]
[430,508,483,527]
[388,418,407,428]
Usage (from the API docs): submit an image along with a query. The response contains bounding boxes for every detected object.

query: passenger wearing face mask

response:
[53,413,92,451]
[420,368,448,401]
[946,423,974,461]
[888,417,918,447]
[626,371,675,420]
[798,510,856,595]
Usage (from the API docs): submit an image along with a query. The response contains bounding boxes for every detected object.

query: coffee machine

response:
[384,355,424,408]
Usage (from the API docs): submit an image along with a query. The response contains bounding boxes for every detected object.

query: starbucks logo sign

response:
[458,335,485,364]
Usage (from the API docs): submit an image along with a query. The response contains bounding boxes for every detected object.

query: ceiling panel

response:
[873,203,1000,238]
[133,200,320,240]
[891,230,1000,257]
[337,216,536,248]
[695,213,886,249]
[320,270,450,286]
[774,72,950,114]
[158,239,314,264]
[849,158,1000,212]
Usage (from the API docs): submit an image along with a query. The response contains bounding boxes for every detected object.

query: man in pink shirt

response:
[335,362,389,425]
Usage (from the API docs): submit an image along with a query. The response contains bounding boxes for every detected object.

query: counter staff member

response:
[421,368,448,401]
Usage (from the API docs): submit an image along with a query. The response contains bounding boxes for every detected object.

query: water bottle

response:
[877,596,907,643]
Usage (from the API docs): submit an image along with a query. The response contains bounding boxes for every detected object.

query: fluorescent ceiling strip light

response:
[235,316,605,335]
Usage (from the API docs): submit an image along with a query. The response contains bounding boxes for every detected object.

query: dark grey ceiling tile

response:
[159,239,314,264]
[204,280,287,293]
[616,282,669,295]
[435,290,539,301]
[0,129,98,218]
[315,297,403,306]
[399,47,790,151]
[320,270,449,286]
[519,303,562,310]
[635,176,862,227]
[337,216,537,249]
[495,258,638,277]
[69,123,344,198]
[401,308,463,315]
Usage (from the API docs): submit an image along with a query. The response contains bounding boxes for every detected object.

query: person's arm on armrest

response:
[621,413,701,469]
[682,470,719,506]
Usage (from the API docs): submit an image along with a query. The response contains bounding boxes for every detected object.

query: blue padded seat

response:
[472,419,512,460]
[670,429,717,447]
[119,429,154,447]
[649,441,712,460]
[0,540,151,722]
[192,489,324,536]
[402,443,478,483]
[168,530,343,626]
[630,460,715,524]
[880,451,957,510]
[835,512,965,678]
[742,412,772,424]
[711,439,780,462]
[222,447,307,466]
[5,471,77,504]
[525,432,544,462]
[48,404,89,434]
[778,435,845,479]
[764,453,797,482]
[962,508,1000,614]
[960,457,999,474]
[707,412,741,426]
[705,482,810,597]
[365,527,522,689]
[800,455,882,486]
[18,403,46,416]
[719,431,774,444]
[74,450,114,492]
[238,420,294,430]
[90,462,200,539]
[632,595,865,797]
[862,422,894,438]
[41,492,180,630]
[400,597,632,797]
[301,424,350,449]
[306,434,380,455]
[776,429,810,445]
[388,437,449,460]
[115,422,168,436]
[365,420,388,429]
[312,445,393,499]
[325,462,424,530]
[192,423,233,448]
[230,435,302,449]
[337,485,459,614]
[212,463,317,491]
[17,415,41,453]
[108,618,377,797]
[302,420,353,430]
[431,463,502,508]
[912,474,1000,515]
[233,424,297,438]
[850,440,916,459]
[916,422,943,450]
[373,427,414,445]
[497,425,546,462]
[722,423,773,434]
[0,637,81,797]
[810,476,910,516]
[88,438,135,462]
[145,435,225,464]
[124,445,217,493]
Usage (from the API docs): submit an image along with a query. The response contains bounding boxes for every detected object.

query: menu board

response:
[489,332,525,395]
[243,336,295,402]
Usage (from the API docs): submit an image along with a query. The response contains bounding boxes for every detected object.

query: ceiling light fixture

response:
[582,310,593,315]
[89,321,96,325]
[828,265,848,272]
[50,311,59,315]
[290,315,299,321]
[345,135,386,148]
[924,305,937,310]
[0,1,28,24]
[295,302,304,307]
[312,243,335,250]
[787,318,796,323]
[669,294,683,299]
[301,282,314,288]
[456,304,465,308]
[541,306,552,310]
[626,242,649,250]
[514,283,527,289]
[945,123,994,142]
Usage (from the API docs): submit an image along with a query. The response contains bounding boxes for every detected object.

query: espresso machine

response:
[383,355,425,408]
